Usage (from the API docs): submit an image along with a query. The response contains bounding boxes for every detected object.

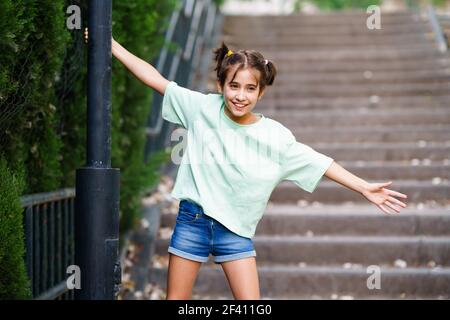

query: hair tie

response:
[226,50,233,57]
[264,59,269,65]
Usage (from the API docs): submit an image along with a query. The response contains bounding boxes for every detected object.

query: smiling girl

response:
[110,38,408,300]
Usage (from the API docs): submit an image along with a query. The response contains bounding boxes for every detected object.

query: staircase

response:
[149,10,450,299]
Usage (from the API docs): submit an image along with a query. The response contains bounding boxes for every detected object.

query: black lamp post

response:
[75,0,121,300]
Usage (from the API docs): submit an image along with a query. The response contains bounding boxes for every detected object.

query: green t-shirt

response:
[162,81,334,238]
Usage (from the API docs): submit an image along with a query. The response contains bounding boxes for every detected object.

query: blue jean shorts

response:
[168,200,257,264]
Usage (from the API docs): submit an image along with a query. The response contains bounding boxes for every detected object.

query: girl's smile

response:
[217,66,265,125]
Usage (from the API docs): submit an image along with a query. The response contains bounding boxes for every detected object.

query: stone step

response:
[207,59,450,82]
[226,42,438,51]
[149,265,450,298]
[263,83,450,98]
[224,34,434,47]
[208,67,450,91]
[159,205,450,237]
[154,235,450,267]
[270,180,450,205]
[269,105,450,117]
[178,161,449,181]
[310,143,450,161]
[268,106,450,115]
[289,126,450,143]
[209,68,450,84]
[261,205,450,236]
[223,24,430,37]
[274,59,450,72]
[269,109,450,126]
[248,47,446,61]
[273,70,450,84]
[191,292,447,300]
[206,56,450,74]
[253,236,450,266]
[257,96,450,110]
[270,110,450,128]
[223,12,423,26]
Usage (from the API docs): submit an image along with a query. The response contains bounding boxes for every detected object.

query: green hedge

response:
[295,0,381,11]
[430,0,450,8]
[111,0,175,232]
[0,0,69,194]
[0,156,31,299]
[0,0,176,298]
[295,0,449,10]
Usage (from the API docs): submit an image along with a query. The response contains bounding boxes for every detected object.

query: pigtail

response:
[265,60,277,86]
[213,41,230,78]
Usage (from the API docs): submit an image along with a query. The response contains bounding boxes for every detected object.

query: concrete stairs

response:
[152,204,450,299]
[149,10,450,299]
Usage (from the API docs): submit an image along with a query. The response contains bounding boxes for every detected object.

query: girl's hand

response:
[361,181,408,214]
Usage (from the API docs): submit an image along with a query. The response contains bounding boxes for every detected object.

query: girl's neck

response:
[224,108,261,125]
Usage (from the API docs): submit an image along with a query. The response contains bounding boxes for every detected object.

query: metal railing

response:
[144,0,223,166]
[117,0,223,298]
[21,188,76,300]
[426,4,449,52]
[407,1,449,52]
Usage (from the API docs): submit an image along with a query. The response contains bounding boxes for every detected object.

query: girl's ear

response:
[258,88,265,100]
[216,80,222,93]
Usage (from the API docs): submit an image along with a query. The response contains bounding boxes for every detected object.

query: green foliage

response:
[213,0,226,6]
[296,0,381,11]
[0,0,70,299]
[431,0,448,7]
[110,0,177,233]
[0,0,69,194]
[0,155,32,299]
[1,0,177,298]
[120,148,172,232]
[55,0,88,188]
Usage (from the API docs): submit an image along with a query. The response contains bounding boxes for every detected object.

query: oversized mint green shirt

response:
[162,81,334,238]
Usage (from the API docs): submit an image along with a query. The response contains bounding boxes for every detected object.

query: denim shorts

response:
[168,199,257,264]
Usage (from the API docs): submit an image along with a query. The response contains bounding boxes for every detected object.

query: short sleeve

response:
[161,81,207,129]
[280,133,334,193]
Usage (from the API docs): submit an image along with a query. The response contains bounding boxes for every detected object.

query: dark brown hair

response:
[213,42,277,95]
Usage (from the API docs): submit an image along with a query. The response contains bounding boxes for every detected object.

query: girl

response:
[110,37,408,300]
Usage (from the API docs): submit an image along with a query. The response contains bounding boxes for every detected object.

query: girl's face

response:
[217,66,265,125]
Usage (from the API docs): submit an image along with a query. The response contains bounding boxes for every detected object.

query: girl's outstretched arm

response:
[324,161,408,214]
[112,38,169,95]
[84,29,169,94]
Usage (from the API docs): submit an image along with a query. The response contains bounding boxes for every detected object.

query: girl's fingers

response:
[384,188,408,199]
[378,204,392,214]
[384,201,401,213]
[387,196,407,208]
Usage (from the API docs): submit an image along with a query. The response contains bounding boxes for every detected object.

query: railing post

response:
[75,0,121,300]
[427,4,448,53]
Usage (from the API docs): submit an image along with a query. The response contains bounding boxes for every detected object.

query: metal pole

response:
[75,0,121,300]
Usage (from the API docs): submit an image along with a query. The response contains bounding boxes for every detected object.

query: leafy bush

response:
[1,0,177,298]
[296,0,381,11]
[0,156,31,299]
